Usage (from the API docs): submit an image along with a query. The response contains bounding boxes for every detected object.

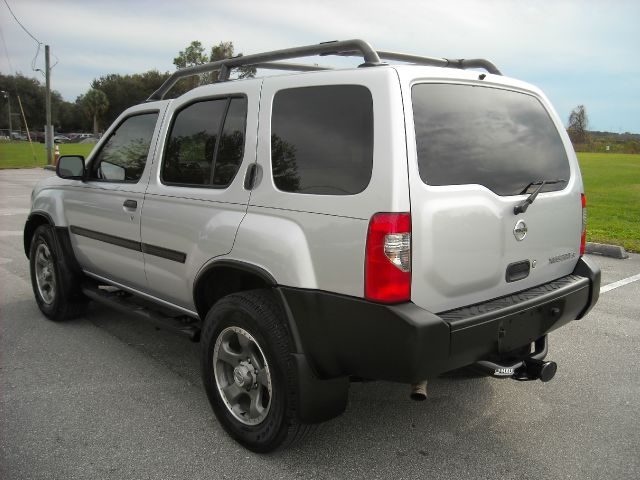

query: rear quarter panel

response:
[235,67,409,295]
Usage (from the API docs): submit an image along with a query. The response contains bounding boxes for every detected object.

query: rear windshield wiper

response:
[514,179,566,215]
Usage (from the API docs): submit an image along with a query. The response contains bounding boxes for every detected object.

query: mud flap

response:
[291,353,349,424]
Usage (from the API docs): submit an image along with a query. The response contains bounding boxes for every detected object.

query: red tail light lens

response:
[580,193,587,256]
[365,213,411,303]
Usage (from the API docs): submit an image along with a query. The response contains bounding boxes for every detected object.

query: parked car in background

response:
[68,133,98,143]
[54,135,71,144]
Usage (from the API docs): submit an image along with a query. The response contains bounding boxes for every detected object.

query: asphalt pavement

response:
[1,168,639,480]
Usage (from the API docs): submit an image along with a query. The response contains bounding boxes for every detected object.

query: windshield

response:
[412,83,570,196]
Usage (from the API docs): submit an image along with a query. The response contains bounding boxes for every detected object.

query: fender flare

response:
[23,211,55,257]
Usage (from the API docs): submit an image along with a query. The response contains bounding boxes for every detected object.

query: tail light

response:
[580,193,587,256]
[365,212,411,303]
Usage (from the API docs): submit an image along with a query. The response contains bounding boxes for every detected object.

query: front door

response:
[65,105,165,289]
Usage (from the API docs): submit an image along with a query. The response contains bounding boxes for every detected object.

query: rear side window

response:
[412,84,570,196]
[214,97,247,186]
[271,85,373,195]
[162,96,247,187]
[89,112,158,182]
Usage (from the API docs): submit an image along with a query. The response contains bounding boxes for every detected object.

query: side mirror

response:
[56,155,85,180]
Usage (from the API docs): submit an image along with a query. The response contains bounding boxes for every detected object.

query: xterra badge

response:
[549,252,576,264]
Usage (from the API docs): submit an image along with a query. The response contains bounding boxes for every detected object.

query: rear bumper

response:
[281,256,600,383]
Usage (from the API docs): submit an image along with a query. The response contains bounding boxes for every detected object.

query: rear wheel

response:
[29,225,87,321]
[201,290,313,452]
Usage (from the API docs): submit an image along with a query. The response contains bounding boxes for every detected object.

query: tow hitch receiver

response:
[473,336,557,382]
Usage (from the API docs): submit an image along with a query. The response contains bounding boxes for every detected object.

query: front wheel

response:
[29,225,87,321]
[200,290,313,452]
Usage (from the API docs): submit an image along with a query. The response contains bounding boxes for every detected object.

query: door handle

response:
[244,163,262,190]
[123,199,137,209]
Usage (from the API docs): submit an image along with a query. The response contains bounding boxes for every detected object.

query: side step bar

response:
[473,336,557,382]
[81,284,201,341]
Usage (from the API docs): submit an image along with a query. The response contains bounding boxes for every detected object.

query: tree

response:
[0,73,86,133]
[81,88,109,135]
[91,70,171,126]
[173,40,208,69]
[173,41,208,91]
[210,41,256,80]
[568,105,589,144]
[172,41,256,93]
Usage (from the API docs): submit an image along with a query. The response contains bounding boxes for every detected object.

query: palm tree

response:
[82,88,109,135]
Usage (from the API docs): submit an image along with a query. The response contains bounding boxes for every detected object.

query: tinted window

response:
[271,85,373,195]
[162,99,227,185]
[412,84,570,196]
[90,112,158,182]
[213,97,247,186]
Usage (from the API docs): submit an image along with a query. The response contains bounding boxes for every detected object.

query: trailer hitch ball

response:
[525,358,557,382]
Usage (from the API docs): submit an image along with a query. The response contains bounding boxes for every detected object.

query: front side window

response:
[412,84,570,196]
[271,85,373,195]
[162,96,247,187]
[89,112,159,182]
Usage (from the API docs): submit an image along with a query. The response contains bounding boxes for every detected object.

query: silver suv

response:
[25,40,600,452]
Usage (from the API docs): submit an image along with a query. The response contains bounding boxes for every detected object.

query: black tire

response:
[201,289,313,452]
[29,224,87,321]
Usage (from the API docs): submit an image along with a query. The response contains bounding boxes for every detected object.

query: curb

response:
[585,242,629,259]
[43,165,56,171]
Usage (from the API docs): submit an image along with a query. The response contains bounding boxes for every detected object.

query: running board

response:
[81,284,201,341]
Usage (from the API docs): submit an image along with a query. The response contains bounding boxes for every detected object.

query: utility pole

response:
[0,90,12,139]
[45,45,53,165]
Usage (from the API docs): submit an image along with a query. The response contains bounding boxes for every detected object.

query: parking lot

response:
[1,168,638,480]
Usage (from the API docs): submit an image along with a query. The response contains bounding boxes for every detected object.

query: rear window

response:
[271,85,373,195]
[412,84,570,196]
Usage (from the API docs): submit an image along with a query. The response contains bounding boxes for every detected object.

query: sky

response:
[1,0,638,133]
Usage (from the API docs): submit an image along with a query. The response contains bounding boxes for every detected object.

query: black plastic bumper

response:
[281,256,600,384]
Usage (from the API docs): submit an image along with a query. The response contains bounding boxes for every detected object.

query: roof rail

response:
[147,39,381,100]
[147,39,502,101]
[382,51,502,75]
[333,50,502,75]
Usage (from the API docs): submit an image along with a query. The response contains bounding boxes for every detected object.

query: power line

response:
[2,0,42,45]
[1,0,57,75]
[0,26,16,77]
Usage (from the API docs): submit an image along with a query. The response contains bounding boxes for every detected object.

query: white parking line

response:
[600,273,640,293]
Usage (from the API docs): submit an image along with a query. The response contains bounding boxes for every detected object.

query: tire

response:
[200,289,313,452]
[29,224,87,321]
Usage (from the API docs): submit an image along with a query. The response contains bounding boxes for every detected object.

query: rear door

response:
[141,80,259,310]
[404,80,583,313]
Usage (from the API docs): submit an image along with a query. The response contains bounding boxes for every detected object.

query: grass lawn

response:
[0,140,95,169]
[1,141,638,251]
[578,152,640,253]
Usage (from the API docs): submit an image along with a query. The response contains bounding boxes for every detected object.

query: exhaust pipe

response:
[410,380,428,401]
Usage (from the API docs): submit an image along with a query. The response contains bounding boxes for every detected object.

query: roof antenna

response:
[479,73,486,80]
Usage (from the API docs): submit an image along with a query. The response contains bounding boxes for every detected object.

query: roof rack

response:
[333,50,502,76]
[147,39,502,101]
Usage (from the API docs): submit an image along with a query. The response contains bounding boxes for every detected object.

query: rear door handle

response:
[244,163,262,190]
[123,199,137,209]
